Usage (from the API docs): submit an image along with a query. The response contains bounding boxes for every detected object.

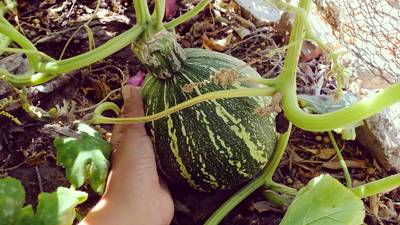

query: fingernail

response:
[121,85,132,100]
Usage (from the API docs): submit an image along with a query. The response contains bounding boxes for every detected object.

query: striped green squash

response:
[140,48,278,191]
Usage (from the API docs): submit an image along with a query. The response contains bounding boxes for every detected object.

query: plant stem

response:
[282,82,400,131]
[134,0,151,25]
[328,131,352,188]
[0,47,54,61]
[35,24,144,75]
[153,0,166,31]
[0,20,41,69]
[204,123,292,225]
[90,87,277,124]
[275,0,400,132]
[352,174,400,198]
[266,181,298,196]
[165,0,210,30]
[263,125,292,182]
[58,0,101,60]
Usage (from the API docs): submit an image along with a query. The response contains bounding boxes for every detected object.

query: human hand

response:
[80,85,174,225]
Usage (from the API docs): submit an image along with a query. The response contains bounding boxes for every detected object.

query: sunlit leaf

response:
[0,177,34,225]
[14,206,34,225]
[34,187,87,225]
[280,174,364,225]
[54,123,112,194]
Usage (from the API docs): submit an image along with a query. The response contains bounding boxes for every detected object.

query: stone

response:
[356,102,400,172]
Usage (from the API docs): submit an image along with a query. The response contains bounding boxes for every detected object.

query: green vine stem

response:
[153,0,166,31]
[35,24,144,75]
[89,87,277,124]
[165,0,210,30]
[275,0,346,97]
[266,181,297,196]
[0,20,41,70]
[0,21,143,86]
[0,47,54,61]
[352,174,400,198]
[134,0,152,25]
[281,82,400,132]
[328,131,352,188]
[273,0,400,132]
[204,123,292,225]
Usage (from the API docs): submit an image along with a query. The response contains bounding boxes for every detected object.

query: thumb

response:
[111,85,147,147]
[121,85,144,118]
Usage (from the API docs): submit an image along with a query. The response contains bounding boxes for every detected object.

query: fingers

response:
[121,85,145,118]
[111,85,147,147]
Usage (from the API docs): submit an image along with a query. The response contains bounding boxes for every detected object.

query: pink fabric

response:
[127,70,146,86]
[165,0,177,19]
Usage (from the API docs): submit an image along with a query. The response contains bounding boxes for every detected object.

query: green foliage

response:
[54,123,112,194]
[0,177,33,225]
[34,187,87,225]
[0,177,86,225]
[280,174,365,225]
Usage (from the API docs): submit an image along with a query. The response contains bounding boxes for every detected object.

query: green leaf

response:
[54,123,112,194]
[280,174,365,225]
[0,177,29,225]
[34,187,87,225]
[14,206,34,225]
[298,93,362,140]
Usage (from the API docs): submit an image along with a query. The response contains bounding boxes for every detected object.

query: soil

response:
[0,0,399,225]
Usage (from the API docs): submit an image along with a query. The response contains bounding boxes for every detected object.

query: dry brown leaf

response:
[301,41,322,62]
[202,34,229,52]
[378,198,398,220]
[369,194,380,217]
[252,201,280,213]
[322,160,367,169]
[297,145,318,154]
[316,148,337,160]
[296,146,335,160]
[289,149,306,162]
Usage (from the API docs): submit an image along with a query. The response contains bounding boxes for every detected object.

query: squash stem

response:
[35,24,144,75]
[165,0,210,30]
[264,124,292,182]
[89,87,276,124]
[133,0,152,25]
[204,123,292,225]
[0,47,54,61]
[240,77,281,87]
[352,174,400,198]
[274,0,400,132]
[266,181,297,196]
[281,81,400,132]
[153,0,166,31]
[0,20,41,70]
[328,131,352,188]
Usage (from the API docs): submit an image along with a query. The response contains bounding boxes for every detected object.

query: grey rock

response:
[356,102,400,172]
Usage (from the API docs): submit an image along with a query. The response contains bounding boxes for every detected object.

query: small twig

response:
[0,161,24,172]
[59,0,102,60]
[35,166,44,193]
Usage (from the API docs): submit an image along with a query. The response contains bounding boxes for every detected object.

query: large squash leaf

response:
[34,187,87,225]
[280,174,364,225]
[54,123,112,194]
[0,177,33,225]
